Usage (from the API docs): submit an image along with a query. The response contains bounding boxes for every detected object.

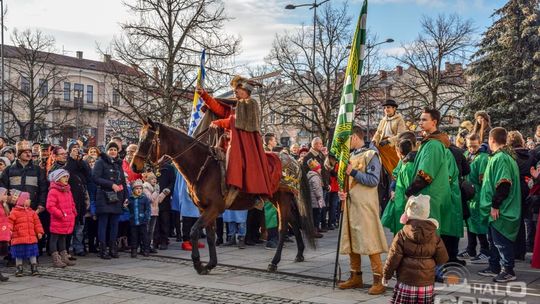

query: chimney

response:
[395,65,403,76]
[379,70,387,80]
[445,62,452,72]
[153,67,159,80]
[103,54,111,63]
[76,51,83,59]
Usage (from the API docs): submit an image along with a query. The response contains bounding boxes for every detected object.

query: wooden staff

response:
[332,172,350,289]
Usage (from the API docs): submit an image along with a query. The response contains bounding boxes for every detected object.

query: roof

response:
[3,44,137,76]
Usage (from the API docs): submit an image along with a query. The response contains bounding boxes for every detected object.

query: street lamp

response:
[365,38,394,136]
[285,0,331,138]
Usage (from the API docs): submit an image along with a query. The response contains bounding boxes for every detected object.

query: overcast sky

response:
[6,0,506,67]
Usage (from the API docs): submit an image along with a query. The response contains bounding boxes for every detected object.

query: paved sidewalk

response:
[0,228,538,303]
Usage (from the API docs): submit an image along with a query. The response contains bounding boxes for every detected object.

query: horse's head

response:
[131,118,160,173]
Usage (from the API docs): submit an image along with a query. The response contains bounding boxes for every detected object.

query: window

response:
[64,82,71,101]
[74,83,84,102]
[21,77,30,96]
[38,79,48,97]
[86,85,93,103]
[112,89,120,106]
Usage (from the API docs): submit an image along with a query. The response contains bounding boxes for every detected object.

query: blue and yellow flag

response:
[329,0,367,190]
[188,49,206,136]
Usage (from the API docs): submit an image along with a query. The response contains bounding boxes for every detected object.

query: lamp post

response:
[285,0,330,138]
[365,38,394,136]
[1,0,5,137]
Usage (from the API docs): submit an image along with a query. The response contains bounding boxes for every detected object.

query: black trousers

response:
[38,211,50,254]
[466,230,489,256]
[170,210,182,239]
[216,217,224,242]
[84,217,99,251]
[441,234,460,261]
[155,210,171,245]
[130,224,149,251]
[182,216,198,242]
[245,209,263,242]
[49,233,67,253]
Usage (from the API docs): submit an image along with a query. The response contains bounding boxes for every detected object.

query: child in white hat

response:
[383,194,449,303]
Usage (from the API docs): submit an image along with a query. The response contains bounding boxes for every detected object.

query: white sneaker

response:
[470,253,490,264]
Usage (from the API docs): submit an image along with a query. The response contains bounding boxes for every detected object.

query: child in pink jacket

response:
[46,169,77,268]
[0,187,10,281]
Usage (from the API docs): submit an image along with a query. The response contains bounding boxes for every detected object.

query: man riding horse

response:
[196,75,279,207]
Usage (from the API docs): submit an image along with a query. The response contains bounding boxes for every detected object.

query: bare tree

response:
[103,0,241,132]
[392,14,474,124]
[265,2,351,143]
[3,29,71,141]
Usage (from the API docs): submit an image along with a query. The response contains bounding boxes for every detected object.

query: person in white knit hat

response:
[383,194,449,304]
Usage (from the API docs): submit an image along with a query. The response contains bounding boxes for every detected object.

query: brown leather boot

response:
[339,253,363,289]
[368,254,385,295]
[51,252,67,268]
[60,250,76,266]
[338,271,363,289]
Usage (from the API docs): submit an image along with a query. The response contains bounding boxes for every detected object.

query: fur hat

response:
[131,179,144,189]
[15,140,32,156]
[106,141,119,151]
[399,194,439,228]
[11,190,30,207]
[459,120,473,132]
[49,169,70,182]
[0,157,10,167]
[230,75,261,93]
[474,111,491,124]
[307,158,321,171]
[382,99,398,108]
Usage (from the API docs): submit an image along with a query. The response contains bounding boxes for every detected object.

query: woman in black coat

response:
[92,142,128,259]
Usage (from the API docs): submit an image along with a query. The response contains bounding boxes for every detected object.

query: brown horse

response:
[131,118,316,275]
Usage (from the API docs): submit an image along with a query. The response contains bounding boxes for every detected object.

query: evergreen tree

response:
[465,0,540,134]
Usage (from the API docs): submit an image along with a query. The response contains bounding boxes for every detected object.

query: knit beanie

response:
[399,194,439,228]
[49,169,70,182]
[307,158,321,171]
[131,179,144,189]
[0,157,10,167]
[106,141,119,151]
[11,190,30,207]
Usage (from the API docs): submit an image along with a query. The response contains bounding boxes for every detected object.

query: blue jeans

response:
[97,213,120,244]
[227,222,246,237]
[488,224,515,272]
[328,192,340,227]
[71,218,85,254]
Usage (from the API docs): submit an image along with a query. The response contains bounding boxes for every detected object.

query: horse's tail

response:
[296,171,317,249]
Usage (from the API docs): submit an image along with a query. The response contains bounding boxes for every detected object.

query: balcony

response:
[52,97,108,112]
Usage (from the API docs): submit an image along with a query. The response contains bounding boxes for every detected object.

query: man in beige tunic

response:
[338,127,388,294]
[372,99,407,175]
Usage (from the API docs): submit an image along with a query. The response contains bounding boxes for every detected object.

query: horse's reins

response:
[153,127,213,166]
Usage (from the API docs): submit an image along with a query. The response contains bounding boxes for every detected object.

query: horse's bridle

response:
[134,124,212,168]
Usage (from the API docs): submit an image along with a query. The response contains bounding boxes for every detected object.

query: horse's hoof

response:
[197,267,209,275]
[294,255,305,263]
[267,264,278,272]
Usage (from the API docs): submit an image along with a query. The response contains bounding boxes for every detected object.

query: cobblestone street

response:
[0,229,539,303]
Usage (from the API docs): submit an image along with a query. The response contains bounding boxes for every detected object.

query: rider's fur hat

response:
[230,75,262,93]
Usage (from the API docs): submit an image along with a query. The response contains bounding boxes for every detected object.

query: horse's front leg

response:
[205,223,217,272]
[268,224,288,272]
[190,217,206,275]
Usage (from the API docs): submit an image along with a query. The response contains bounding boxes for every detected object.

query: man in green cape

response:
[405,108,463,263]
[478,127,521,283]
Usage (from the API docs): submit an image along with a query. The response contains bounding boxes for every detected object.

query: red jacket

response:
[123,159,143,183]
[8,206,44,245]
[46,182,77,235]
[0,204,10,242]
